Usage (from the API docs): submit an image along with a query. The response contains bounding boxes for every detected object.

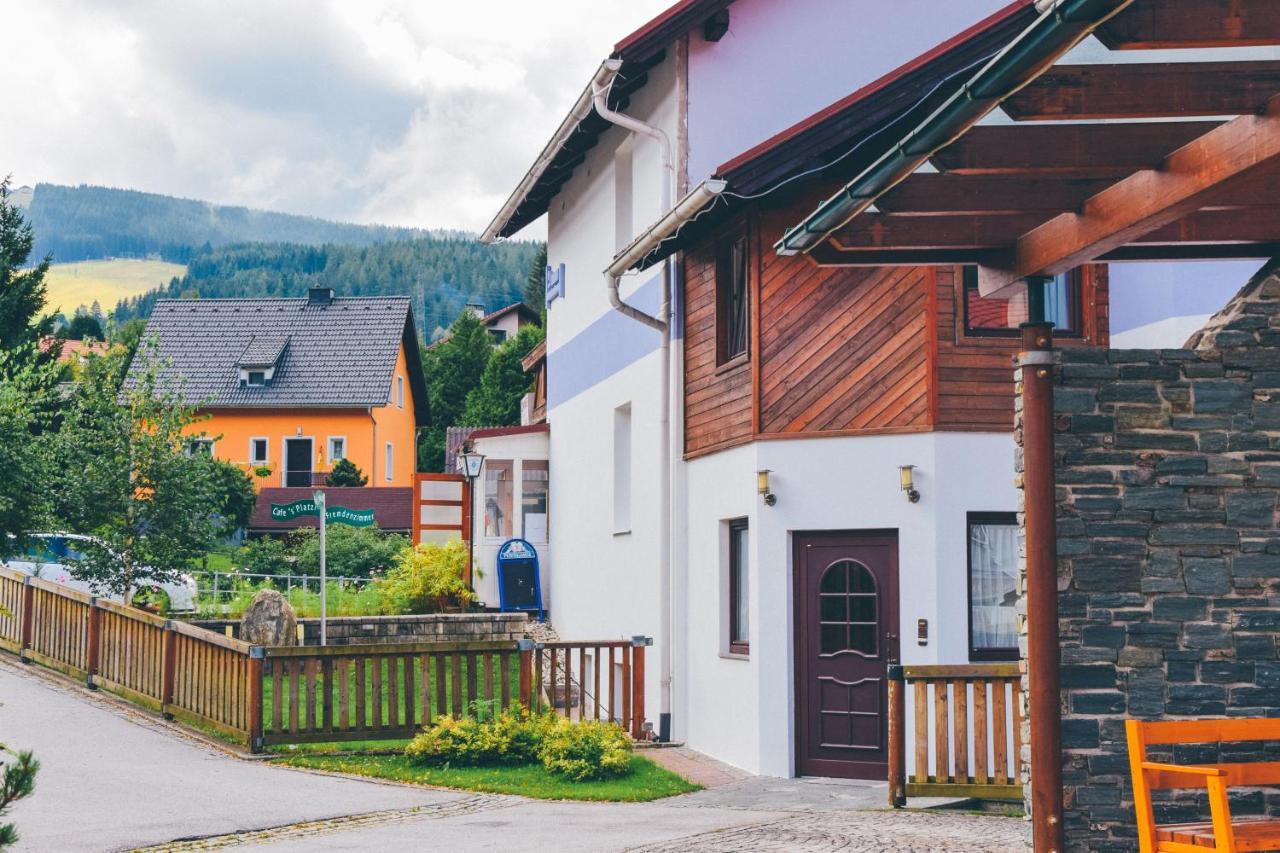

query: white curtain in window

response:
[970,522,1019,650]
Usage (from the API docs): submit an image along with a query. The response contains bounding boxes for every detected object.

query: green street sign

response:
[325,506,375,527]
[270,500,375,527]
[271,499,318,520]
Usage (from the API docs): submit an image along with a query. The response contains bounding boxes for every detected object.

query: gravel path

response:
[0,657,1027,852]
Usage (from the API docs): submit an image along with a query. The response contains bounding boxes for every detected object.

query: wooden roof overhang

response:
[776,0,1280,297]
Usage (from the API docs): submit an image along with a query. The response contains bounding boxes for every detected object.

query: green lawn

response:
[271,753,700,802]
[261,654,527,735]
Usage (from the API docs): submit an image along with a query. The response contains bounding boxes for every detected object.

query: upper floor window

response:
[327,436,345,463]
[396,375,405,408]
[250,438,269,465]
[963,266,1082,337]
[246,370,267,386]
[969,512,1019,662]
[185,438,214,457]
[716,231,749,364]
[384,442,394,481]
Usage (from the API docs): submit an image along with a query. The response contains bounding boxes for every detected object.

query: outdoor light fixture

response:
[757,469,776,506]
[459,450,486,593]
[899,465,920,504]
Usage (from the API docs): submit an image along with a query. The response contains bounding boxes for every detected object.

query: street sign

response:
[269,500,374,527]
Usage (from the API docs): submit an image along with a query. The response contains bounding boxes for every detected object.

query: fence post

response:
[518,639,534,710]
[247,647,264,754]
[18,577,33,662]
[887,664,906,808]
[85,599,102,688]
[161,621,178,717]
[631,636,651,740]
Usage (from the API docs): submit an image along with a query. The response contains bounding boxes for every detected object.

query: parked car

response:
[2,533,198,613]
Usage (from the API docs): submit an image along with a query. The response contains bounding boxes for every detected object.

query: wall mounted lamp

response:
[899,465,920,504]
[757,469,777,506]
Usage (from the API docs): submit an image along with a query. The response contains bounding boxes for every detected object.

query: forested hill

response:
[113,239,541,340]
[27,183,433,264]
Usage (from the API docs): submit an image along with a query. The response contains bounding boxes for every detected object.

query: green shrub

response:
[405,707,553,766]
[376,540,473,614]
[539,718,633,781]
[237,536,292,577]
[294,525,408,579]
[326,458,368,487]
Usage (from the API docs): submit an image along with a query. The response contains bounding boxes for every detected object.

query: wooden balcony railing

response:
[888,663,1024,806]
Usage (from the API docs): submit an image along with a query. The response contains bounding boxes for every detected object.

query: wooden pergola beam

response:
[1004,61,1280,121]
[1098,0,1280,50]
[931,121,1222,176]
[876,175,1115,216]
[984,97,1280,293]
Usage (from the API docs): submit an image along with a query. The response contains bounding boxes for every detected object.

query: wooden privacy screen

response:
[1,567,650,752]
[888,663,1024,805]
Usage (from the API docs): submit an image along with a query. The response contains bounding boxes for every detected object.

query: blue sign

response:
[496,538,543,620]
[545,262,566,307]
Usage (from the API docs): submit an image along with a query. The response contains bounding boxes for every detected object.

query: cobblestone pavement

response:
[625,809,1028,853]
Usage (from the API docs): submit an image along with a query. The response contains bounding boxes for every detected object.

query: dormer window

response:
[237,334,289,387]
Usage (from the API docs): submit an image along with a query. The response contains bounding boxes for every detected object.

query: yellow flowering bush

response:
[405,707,554,766]
[376,540,474,614]
[538,717,633,781]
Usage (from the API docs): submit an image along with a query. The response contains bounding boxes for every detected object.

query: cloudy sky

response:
[1,0,674,237]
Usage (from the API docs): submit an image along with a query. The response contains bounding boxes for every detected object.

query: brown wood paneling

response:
[934,265,1109,430]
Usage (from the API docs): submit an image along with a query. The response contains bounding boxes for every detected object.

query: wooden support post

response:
[247,648,264,754]
[18,578,33,661]
[518,640,533,710]
[161,622,178,717]
[630,638,647,740]
[887,664,906,808]
[85,600,102,688]
[1021,320,1065,853]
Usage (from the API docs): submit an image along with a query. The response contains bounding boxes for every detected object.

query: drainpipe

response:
[1019,278,1063,853]
[593,60,676,742]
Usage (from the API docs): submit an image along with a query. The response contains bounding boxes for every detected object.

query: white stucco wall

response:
[681,432,1019,776]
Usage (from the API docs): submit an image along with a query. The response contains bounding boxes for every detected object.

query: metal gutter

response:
[774,0,1136,257]
[481,61,621,244]
[606,180,727,279]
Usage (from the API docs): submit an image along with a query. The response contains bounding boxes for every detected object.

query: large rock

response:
[240,589,298,646]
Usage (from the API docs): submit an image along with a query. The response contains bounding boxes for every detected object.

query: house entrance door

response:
[284,438,313,487]
[794,531,900,779]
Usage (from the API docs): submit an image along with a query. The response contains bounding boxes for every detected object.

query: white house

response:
[482,0,1268,781]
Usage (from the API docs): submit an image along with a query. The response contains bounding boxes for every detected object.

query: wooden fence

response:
[0,566,650,752]
[888,663,1024,805]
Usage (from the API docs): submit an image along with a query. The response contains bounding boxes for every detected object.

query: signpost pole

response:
[314,489,327,647]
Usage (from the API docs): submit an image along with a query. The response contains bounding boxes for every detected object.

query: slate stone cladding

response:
[1019,263,1280,851]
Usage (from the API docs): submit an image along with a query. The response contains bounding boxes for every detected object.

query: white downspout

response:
[593,60,676,740]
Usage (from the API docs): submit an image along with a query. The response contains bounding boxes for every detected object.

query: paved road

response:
[0,658,1027,852]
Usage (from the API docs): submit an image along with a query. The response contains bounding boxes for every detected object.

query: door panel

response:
[285,438,313,487]
[795,532,900,779]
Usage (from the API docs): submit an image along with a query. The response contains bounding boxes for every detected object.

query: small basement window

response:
[963,266,1082,337]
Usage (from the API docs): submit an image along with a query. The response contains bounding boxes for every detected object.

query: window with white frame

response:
[968,512,1020,661]
[727,519,749,655]
[613,404,631,533]
[249,437,269,465]
[185,438,214,457]
[396,375,405,408]
[327,436,346,463]
[384,442,394,481]
[485,460,514,538]
[521,460,549,542]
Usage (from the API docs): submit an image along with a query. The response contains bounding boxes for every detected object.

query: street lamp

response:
[459,450,485,593]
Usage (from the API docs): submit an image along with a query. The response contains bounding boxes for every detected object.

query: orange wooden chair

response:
[1127,718,1280,852]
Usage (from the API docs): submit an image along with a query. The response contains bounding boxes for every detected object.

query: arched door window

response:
[819,560,879,656]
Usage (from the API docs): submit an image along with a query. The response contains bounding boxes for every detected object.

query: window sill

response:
[719,650,749,661]
[714,354,750,376]
[613,529,632,538]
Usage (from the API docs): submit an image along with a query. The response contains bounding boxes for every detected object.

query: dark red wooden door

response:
[794,532,900,779]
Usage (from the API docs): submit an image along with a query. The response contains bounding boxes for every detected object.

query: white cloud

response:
[0,0,674,235]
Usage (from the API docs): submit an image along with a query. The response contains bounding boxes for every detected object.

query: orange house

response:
[129,288,427,507]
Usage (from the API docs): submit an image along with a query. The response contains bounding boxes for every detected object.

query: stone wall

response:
[1034,261,1280,851]
[195,612,528,646]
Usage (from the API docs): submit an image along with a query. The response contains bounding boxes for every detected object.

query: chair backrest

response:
[1130,718,1280,748]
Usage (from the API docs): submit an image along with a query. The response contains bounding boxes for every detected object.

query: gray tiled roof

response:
[238,334,290,368]
[129,296,415,408]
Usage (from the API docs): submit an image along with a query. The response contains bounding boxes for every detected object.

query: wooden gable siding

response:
[684,236,754,457]
[758,255,930,436]
[933,265,1109,431]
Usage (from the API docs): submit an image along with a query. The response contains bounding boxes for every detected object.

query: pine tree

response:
[417,311,494,470]
[523,245,547,318]
[0,178,52,353]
